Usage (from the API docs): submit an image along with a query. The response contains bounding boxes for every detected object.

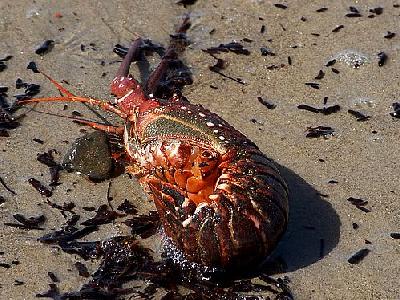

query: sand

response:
[0,1,399,299]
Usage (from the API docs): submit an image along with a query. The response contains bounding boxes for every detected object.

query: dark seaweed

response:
[82,206,96,212]
[352,223,359,229]
[348,248,370,264]
[349,6,359,13]
[1,91,21,134]
[384,31,396,39]
[298,104,340,115]
[305,82,320,89]
[14,280,24,286]
[345,12,362,17]
[314,70,325,80]
[48,272,59,283]
[316,7,328,12]
[347,197,371,213]
[390,102,400,118]
[0,176,16,195]
[266,64,285,70]
[37,150,62,186]
[0,55,12,61]
[39,224,98,244]
[33,138,45,144]
[176,0,197,6]
[377,51,388,66]
[27,61,39,73]
[274,4,287,9]
[325,59,336,66]
[260,47,276,56]
[35,40,55,55]
[258,97,276,109]
[0,263,11,268]
[75,261,90,277]
[124,211,160,239]
[305,126,335,138]
[347,109,370,121]
[113,39,165,59]
[331,68,340,74]
[203,42,250,55]
[15,78,41,100]
[347,197,368,206]
[369,7,383,15]
[0,62,7,72]
[287,56,292,65]
[81,204,123,226]
[28,178,52,197]
[332,25,344,32]
[260,25,266,33]
[0,196,5,205]
[4,214,45,230]
[390,233,400,239]
[45,200,76,219]
[117,199,138,214]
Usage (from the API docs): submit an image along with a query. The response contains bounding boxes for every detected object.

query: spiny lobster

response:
[20,17,289,269]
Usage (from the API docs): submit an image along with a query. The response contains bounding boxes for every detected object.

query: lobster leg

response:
[111,38,143,98]
[73,119,124,135]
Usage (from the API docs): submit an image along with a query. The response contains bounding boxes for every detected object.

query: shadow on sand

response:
[261,163,341,274]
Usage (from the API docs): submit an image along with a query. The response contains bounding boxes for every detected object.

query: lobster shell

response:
[124,99,289,269]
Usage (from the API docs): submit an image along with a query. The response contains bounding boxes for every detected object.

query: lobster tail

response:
[146,143,289,269]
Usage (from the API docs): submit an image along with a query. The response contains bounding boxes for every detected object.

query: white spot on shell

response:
[208,194,218,201]
[218,136,225,140]
[148,93,154,98]
[213,129,219,133]
[181,106,187,110]
[194,203,208,215]
[199,112,206,117]
[182,216,192,227]
[216,183,231,190]
[206,122,214,127]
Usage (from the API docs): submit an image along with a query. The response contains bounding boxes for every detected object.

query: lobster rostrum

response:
[20,17,289,269]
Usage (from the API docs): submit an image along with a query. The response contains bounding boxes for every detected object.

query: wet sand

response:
[0,1,399,299]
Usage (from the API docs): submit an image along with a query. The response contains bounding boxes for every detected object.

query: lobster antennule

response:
[72,119,125,135]
[18,96,128,119]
